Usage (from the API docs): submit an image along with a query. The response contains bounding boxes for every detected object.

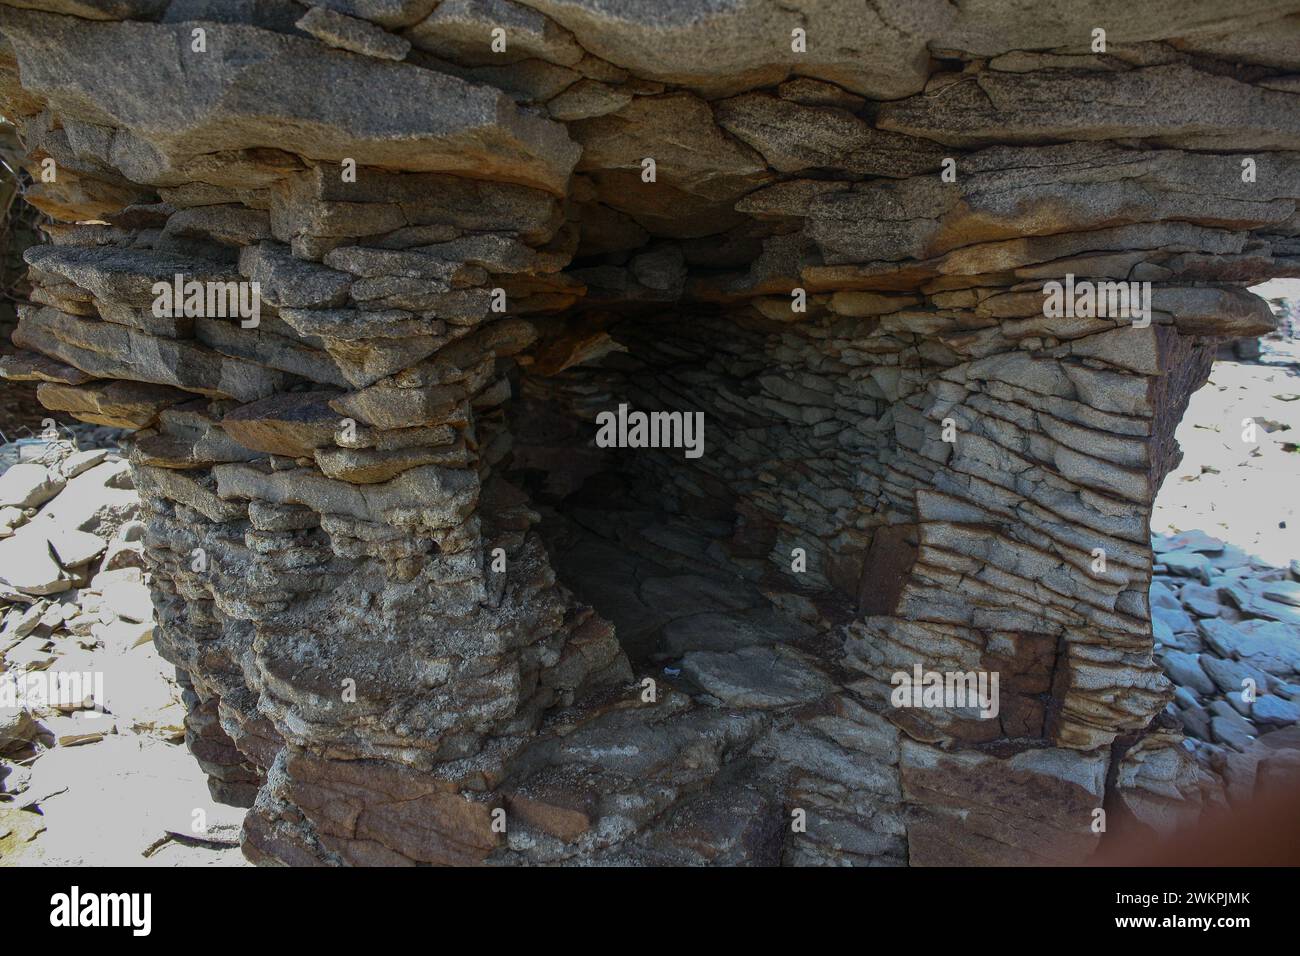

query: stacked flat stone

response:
[1,0,1298,865]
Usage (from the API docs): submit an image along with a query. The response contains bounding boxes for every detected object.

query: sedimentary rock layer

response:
[2,0,1298,865]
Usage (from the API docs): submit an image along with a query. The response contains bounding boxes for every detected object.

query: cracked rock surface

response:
[2,0,1299,865]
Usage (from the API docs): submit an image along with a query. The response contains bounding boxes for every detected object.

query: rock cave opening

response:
[507,301,867,672]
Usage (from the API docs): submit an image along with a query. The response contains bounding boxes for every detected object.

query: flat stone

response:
[406,0,584,68]
[715,93,944,178]
[36,380,192,430]
[1151,613,1175,648]
[58,449,110,480]
[1179,581,1223,617]
[1152,603,1196,635]
[1263,580,1300,608]
[1161,530,1226,554]
[219,391,346,458]
[1199,654,1270,700]
[1177,701,1211,740]
[1210,715,1255,752]
[22,244,235,309]
[1252,694,1300,728]
[0,463,64,509]
[15,306,285,403]
[1160,550,1214,585]
[162,205,273,247]
[1149,578,1181,609]
[313,443,468,483]
[547,79,633,121]
[877,64,1300,151]
[297,6,411,61]
[1220,579,1300,626]
[680,644,834,709]
[0,529,74,596]
[239,242,352,309]
[1159,650,1216,696]
[45,528,108,568]
[99,579,154,624]
[0,707,40,754]
[3,14,578,194]
[661,607,797,656]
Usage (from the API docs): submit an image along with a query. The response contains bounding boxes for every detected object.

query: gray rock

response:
[681,645,833,709]
[1149,579,1181,611]
[1160,550,1214,585]
[1200,618,1300,676]
[1177,701,1211,741]
[547,79,632,121]
[1264,580,1300,608]
[3,13,578,194]
[1252,694,1300,728]
[1179,581,1223,617]
[1159,651,1216,696]
[714,93,944,178]
[58,449,110,479]
[99,578,154,624]
[297,6,411,61]
[877,64,1300,151]
[1208,701,1257,751]
[239,242,352,309]
[516,0,941,99]
[407,0,584,67]
[1199,655,1271,700]
[2,0,166,19]
[1152,603,1196,635]
[1152,613,1175,648]
[15,306,286,404]
[305,1,437,29]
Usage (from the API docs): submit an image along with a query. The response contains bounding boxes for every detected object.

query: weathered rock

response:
[4,0,1298,870]
[35,380,192,429]
[297,6,411,61]
[218,392,346,458]
[3,11,579,193]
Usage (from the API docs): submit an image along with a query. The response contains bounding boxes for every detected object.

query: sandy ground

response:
[1152,337,1300,570]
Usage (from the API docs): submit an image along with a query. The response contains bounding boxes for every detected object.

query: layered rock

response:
[2,0,1297,865]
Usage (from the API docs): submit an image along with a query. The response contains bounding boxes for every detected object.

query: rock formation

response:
[1,0,1298,865]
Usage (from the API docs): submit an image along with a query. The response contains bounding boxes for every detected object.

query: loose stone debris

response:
[0,427,245,865]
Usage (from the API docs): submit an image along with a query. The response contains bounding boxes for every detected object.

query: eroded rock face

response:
[1,0,1296,865]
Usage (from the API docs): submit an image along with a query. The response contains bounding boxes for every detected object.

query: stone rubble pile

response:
[1152,530,1300,789]
[0,427,245,864]
[0,0,1299,865]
